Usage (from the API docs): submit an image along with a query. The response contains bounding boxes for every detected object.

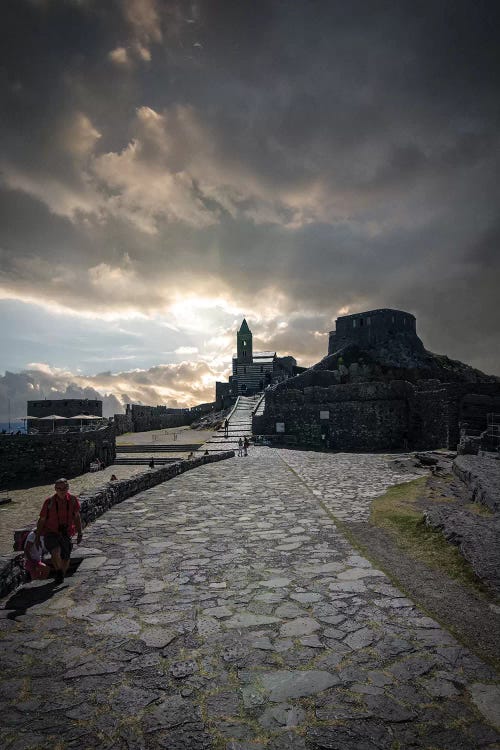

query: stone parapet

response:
[1,451,234,600]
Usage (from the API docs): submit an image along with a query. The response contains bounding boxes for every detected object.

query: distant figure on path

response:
[243,436,249,456]
[24,531,50,580]
[238,438,243,457]
[204,449,210,456]
[110,474,118,481]
[224,419,229,437]
[35,478,83,585]
[149,457,155,469]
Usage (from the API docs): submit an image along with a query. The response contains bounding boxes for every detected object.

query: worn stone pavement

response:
[1,448,499,750]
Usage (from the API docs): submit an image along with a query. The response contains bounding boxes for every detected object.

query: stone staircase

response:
[198,395,263,453]
[116,444,202,453]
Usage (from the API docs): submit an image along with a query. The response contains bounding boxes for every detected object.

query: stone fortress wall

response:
[27,398,102,418]
[254,380,449,451]
[256,308,500,452]
[328,309,418,354]
[127,404,192,433]
[113,402,216,435]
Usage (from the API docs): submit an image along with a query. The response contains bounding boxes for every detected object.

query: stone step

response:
[114,457,181,465]
[116,444,202,453]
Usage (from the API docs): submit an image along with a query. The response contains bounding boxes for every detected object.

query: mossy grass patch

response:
[370,478,490,595]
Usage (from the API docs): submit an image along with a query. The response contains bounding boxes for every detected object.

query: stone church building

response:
[216,320,303,406]
[231,319,300,395]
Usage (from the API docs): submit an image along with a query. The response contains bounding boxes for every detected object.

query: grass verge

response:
[370,477,490,595]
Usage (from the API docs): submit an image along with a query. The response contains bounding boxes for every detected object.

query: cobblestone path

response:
[1,449,499,750]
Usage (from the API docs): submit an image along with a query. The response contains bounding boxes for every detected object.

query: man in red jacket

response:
[35,478,83,585]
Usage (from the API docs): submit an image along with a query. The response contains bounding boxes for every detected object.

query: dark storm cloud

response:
[0,0,499,378]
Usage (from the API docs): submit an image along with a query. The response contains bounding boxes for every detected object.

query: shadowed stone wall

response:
[328,309,419,355]
[113,412,134,435]
[254,381,449,451]
[0,428,116,486]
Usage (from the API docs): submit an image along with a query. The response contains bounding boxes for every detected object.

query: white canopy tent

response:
[36,414,68,432]
[71,414,103,429]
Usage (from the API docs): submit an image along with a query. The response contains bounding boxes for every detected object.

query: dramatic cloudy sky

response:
[1,0,499,417]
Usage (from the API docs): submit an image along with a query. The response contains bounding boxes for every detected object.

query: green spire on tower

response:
[239,318,251,334]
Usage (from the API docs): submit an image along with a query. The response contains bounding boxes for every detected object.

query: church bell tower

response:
[237,319,253,363]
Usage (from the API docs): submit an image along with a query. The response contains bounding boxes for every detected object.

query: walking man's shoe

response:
[54,570,64,585]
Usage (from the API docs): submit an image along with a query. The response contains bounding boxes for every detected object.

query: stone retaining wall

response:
[0,427,116,486]
[0,451,234,600]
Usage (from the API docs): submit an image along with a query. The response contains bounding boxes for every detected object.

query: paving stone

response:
[169,659,198,678]
[315,652,345,670]
[329,580,368,593]
[225,613,281,628]
[259,669,339,701]
[364,694,417,722]
[423,677,461,698]
[89,616,141,636]
[290,592,323,603]
[205,691,240,718]
[388,655,438,681]
[258,702,307,729]
[63,661,123,679]
[221,643,250,662]
[469,683,500,730]
[241,684,266,709]
[78,556,107,571]
[249,635,274,650]
[279,617,321,637]
[202,605,233,618]
[300,635,324,648]
[101,685,159,712]
[366,670,394,687]
[196,616,221,636]
[351,683,385,695]
[258,578,291,588]
[417,727,475,750]
[140,627,177,648]
[337,568,384,580]
[267,733,307,750]
[344,627,377,650]
[307,724,391,750]
[274,603,306,618]
[142,695,200,733]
